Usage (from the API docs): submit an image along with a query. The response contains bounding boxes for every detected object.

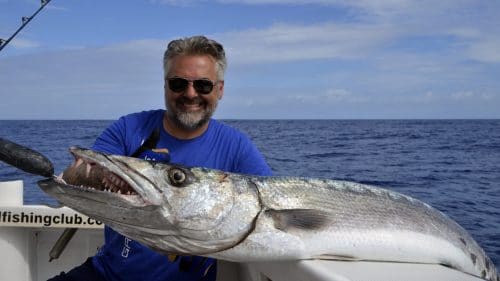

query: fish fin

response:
[266,209,330,231]
[311,254,360,261]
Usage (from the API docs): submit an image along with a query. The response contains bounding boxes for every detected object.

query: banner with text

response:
[0,205,103,229]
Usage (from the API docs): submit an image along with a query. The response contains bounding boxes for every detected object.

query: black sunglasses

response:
[167,77,217,95]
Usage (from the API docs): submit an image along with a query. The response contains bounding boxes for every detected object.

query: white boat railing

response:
[0,180,103,281]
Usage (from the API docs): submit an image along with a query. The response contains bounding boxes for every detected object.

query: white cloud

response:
[216,0,474,19]
[400,91,436,104]
[217,0,500,65]
[218,22,395,64]
[465,38,500,63]
[149,0,500,66]
[149,0,206,6]
[389,90,499,105]
[44,3,68,11]
[450,91,496,101]
[0,39,167,119]
[222,87,368,111]
[451,91,474,100]
[8,38,40,49]
[301,89,371,104]
[217,0,340,4]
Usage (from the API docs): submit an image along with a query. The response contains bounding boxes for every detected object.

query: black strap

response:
[131,128,161,158]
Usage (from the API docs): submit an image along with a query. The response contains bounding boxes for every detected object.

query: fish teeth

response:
[86,163,92,178]
[101,173,135,195]
[75,158,84,168]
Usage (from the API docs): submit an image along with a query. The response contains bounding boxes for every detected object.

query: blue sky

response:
[1,0,499,119]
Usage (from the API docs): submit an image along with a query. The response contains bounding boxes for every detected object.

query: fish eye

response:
[168,168,186,187]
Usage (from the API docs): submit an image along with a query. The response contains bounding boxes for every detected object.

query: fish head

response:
[38,146,260,255]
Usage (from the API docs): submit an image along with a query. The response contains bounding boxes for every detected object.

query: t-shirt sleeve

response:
[92,116,128,155]
[234,134,273,176]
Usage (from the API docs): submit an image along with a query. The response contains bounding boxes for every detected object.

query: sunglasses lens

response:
[193,80,214,94]
[168,78,189,93]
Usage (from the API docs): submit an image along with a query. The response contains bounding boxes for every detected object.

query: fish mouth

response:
[59,149,137,195]
[53,147,159,205]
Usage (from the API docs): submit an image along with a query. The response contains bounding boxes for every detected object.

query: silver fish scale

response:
[249,176,497,281]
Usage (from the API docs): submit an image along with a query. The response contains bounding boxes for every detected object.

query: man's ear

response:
[217,81,224,100]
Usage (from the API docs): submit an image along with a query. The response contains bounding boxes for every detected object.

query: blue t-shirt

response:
[90,109,272,281]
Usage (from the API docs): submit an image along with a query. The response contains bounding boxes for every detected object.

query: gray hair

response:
[163,35,227,81]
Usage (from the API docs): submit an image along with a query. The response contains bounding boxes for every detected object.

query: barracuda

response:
[31,147,497,281]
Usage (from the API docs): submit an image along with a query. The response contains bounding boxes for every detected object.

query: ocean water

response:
[1,119,499,269]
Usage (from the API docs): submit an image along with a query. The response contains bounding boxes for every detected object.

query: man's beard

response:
[166,97,218,131]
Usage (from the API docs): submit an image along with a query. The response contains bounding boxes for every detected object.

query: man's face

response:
[164,55,224,131]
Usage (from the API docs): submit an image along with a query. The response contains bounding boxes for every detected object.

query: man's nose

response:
[183,82,198,98]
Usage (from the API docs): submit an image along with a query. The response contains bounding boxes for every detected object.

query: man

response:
[49,35,272,281]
